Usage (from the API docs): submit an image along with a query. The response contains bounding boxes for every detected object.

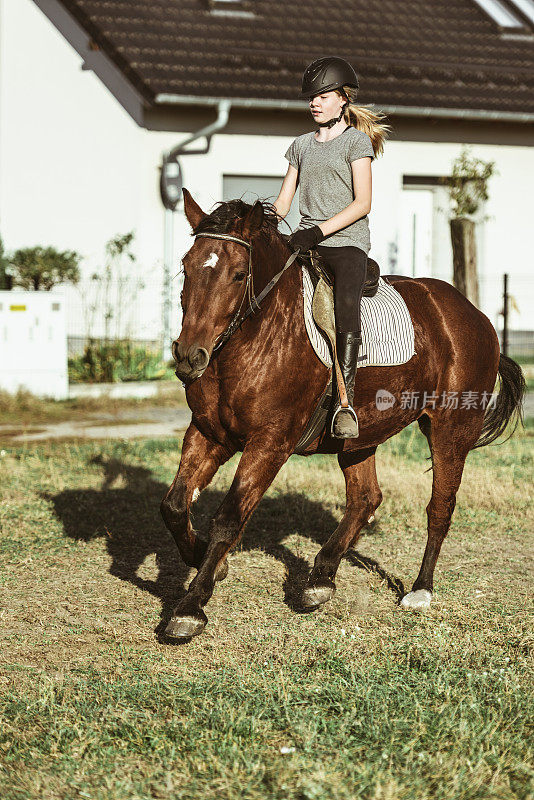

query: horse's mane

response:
[192,198,287,245]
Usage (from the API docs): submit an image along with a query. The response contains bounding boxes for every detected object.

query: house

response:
[0,0,533,354]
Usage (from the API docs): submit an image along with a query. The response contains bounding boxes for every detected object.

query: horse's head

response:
[172,188,282,383]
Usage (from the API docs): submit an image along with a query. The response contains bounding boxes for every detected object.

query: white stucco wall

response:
[0,0,532,350]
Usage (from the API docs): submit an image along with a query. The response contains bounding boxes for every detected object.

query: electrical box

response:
[0,290,68,400]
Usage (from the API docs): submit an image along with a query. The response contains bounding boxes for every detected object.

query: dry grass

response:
[0,383,187,426]
[0,425,532,799]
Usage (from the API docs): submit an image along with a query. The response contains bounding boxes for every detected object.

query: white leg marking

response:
[202,252,219,269]
[191,487,200,503]
[367,514,375,524]
[400,589,432,611]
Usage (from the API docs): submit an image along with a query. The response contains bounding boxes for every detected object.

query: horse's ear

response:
[240,200,264,239]
[182,188,207,230]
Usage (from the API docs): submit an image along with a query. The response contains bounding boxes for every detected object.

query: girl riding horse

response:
[274,56,390,438]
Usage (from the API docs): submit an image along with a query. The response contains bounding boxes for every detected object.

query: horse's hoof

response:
[214,558,228,582]
[301,583,335,609]
[164,612,207,639]
[400,589,432,612]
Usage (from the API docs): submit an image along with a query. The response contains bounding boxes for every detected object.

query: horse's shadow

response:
[45,455,405,637]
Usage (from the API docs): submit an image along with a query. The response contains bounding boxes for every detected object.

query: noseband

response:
[194,231,300,353]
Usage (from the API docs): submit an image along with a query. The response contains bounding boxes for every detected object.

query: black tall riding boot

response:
[331,330,362,439]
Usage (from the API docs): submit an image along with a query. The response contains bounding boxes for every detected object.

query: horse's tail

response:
[471,353,526,450]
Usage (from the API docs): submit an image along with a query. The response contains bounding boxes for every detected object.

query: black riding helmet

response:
[301,56,360,128]
[301,56,360,99]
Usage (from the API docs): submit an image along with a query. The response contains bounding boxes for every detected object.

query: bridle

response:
[194,231,301,353]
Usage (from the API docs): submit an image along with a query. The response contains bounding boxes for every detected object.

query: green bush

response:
[10,245,81,291]
[68,339,173,383]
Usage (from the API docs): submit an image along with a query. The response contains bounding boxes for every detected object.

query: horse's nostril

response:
[171,339,182,362]
[187,346,210,371]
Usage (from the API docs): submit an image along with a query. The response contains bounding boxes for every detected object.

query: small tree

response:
[104,231,138,342]
[440,146,496,306]
[445,147,495,216]
[82,231,142,343]
[10,245,81,291]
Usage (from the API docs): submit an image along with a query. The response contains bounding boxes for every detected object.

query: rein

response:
[195,231,301,352]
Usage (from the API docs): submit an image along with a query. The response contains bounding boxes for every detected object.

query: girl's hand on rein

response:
[287,225,325,252]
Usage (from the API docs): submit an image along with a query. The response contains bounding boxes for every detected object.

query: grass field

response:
[0,383,187,427]
[0,421,532,800]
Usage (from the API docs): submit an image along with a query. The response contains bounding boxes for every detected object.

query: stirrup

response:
[331,403,359,438]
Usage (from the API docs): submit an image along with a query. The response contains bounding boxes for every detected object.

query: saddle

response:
[297,248,380,299]
[298,248,380,374]
[290,245,381,454]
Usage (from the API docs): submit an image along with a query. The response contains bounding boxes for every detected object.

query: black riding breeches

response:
[314,244,368,335]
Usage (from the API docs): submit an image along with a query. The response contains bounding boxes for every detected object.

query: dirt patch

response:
[0,408,192,442]
[0,382,188,426]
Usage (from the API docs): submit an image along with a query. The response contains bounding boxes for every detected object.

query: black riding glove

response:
[288,225,325,252]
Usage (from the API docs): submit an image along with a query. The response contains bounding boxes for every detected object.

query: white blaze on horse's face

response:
[202,252,219,269]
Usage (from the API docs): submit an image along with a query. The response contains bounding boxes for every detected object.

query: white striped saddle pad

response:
[301,266,416,368]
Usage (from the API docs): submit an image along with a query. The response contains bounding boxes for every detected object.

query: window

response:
[207,0,255,15]
[223,174,300,232]
[471,0,525,27]
[508,0,534,24]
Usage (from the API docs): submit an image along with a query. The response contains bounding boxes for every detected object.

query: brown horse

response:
[160,188,525,640]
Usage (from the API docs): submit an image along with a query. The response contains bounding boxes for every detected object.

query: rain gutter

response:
[155,93,534,123]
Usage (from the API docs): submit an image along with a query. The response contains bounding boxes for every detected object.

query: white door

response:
[398,189,434,278]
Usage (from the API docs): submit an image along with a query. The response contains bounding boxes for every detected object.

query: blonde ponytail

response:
[338,86,391,158]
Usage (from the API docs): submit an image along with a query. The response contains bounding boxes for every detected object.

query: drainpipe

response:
[161,100,232,360]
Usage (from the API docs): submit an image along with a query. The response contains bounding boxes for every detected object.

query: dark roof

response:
[55,0,534,116]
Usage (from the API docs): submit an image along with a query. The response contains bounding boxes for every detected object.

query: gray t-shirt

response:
[284,127,374,252]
